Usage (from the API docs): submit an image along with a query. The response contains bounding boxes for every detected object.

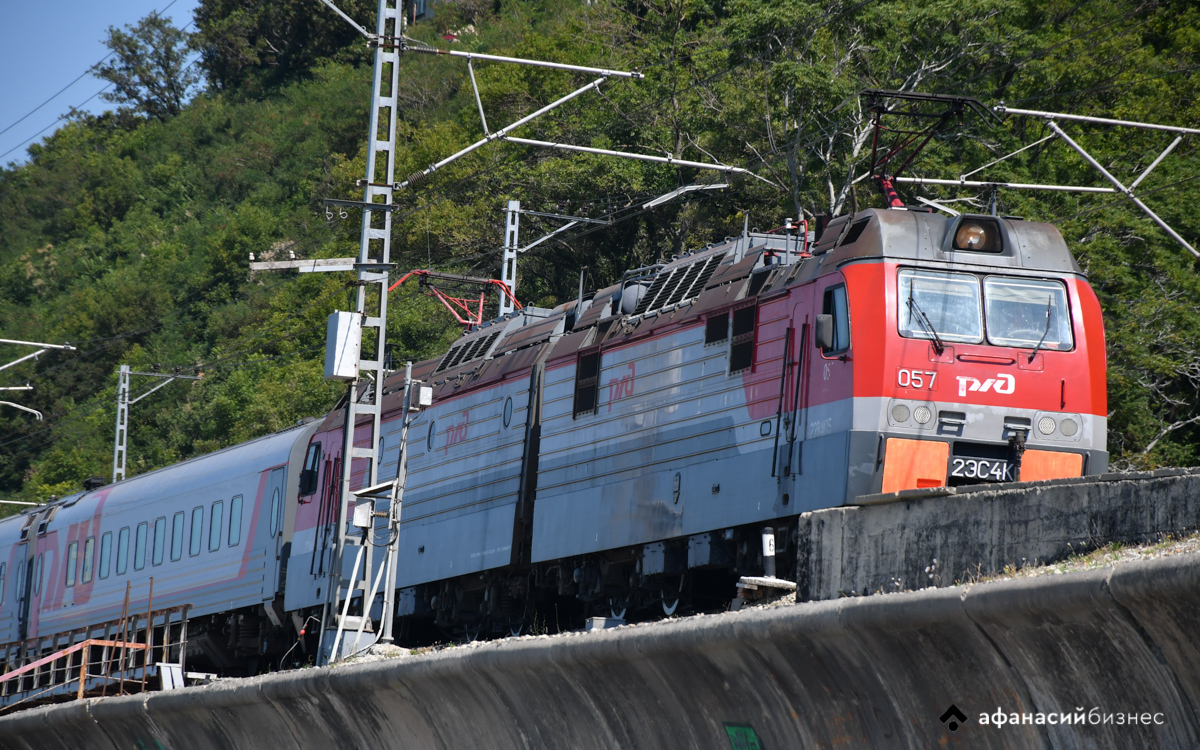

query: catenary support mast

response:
[317,0,402,665]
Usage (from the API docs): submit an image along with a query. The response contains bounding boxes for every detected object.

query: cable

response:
[0,86,113,163]
[1006,65,1200,105]
[0,0,190,162]
[0,0,183,139]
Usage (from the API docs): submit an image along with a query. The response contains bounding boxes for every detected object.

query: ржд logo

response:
[957,373,1015,397]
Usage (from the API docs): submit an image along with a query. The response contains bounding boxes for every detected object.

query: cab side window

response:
[729,304,758,373]
[821,285,851,355]
[299,444,322,496]
[573,349,601,417]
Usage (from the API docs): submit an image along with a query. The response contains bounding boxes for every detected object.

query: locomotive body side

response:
[533,280,803,563]
[285,307,569,614]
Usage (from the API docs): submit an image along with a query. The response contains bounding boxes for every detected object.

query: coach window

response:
[269,490,281,537]
[573,348,601,417]
[229,495,243,546]
[820,285,851,356]
[134,522,148,571]
[32,554,43,596]
[730,304,758,373]
[65,541,78,587]
[152,517,166,566]
[705,311,729,344]
[171,512,184,561]
[100,531,112,579]
[116,527,130,576]
[0,562,5,604]
[82,537,95,584]
[190,506,203,556]
[210,501,224,551]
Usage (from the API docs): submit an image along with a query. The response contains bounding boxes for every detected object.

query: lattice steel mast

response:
[316,0,402,664]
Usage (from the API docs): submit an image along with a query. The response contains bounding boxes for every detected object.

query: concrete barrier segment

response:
[799,469,1200,602]
[3,553,1200,748]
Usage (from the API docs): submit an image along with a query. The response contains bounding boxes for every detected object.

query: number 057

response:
[897,368,937,389]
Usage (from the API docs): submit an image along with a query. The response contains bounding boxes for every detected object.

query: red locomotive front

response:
[839,211,1107,495]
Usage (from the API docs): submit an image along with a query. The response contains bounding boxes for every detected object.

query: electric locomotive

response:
[287,206,1106,636]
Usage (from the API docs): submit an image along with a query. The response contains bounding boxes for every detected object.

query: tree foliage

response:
[192,0,375,95]
[95,13,200,121]
[1,0,1198,514]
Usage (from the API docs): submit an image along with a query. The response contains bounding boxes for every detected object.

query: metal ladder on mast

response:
[317,0,401,664]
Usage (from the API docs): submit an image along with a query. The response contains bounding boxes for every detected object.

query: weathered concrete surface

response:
[799,468,1200,600]
[4,553,1200,749]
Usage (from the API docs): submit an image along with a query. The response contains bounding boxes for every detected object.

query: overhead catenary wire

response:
[0,0,183,140]
[0,3,194,164]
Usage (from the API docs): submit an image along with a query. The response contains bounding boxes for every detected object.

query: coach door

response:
[12,543,29,640]
[263,467,287,600]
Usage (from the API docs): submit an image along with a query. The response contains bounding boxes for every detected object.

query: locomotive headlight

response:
[1038,416,1057,435]
[953,220,1000,252]
[1059,417,1079,437]
[891,404,911,423]
[913,405,932,424]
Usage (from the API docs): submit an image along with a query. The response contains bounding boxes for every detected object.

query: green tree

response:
[95,13,200,121]
[193,0,374,95]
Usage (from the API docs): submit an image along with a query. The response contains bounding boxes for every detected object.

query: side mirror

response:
[815,314,835,351]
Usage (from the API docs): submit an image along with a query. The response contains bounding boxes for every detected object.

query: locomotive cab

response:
[827,208,1108,498]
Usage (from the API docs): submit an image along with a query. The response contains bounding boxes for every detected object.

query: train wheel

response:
[462,619,484,642]
[661,576,684,617]
[661,594,679,617]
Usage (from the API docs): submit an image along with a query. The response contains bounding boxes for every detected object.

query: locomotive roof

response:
[358,207,1083,421]
[810,208,1082,276]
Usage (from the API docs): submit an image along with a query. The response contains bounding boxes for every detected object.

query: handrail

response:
[0,638,147,684]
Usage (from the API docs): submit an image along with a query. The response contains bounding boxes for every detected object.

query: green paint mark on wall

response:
[724,722,764,750]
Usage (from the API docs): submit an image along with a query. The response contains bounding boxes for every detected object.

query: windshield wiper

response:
[908,294,945,355]
[1028,296,1053,363]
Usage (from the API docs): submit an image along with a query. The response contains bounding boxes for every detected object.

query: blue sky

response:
[0,0,202,166]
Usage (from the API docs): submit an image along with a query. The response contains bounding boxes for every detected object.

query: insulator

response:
[406,170,429,187]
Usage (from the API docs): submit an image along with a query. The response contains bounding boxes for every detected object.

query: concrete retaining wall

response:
[4,551,1200,749]
[798,468,1200,601]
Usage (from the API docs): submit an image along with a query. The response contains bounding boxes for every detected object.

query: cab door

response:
[809,275,854,422]
[800,273,854,500]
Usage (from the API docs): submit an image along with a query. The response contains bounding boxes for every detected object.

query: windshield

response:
[897,269,983,344]
[984,276,1073,350]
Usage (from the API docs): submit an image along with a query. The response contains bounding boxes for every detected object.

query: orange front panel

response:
[1021,450,1084,482]
[882,438,949,493]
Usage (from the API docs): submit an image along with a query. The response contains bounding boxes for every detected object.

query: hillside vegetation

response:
[1,0,1198,509]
